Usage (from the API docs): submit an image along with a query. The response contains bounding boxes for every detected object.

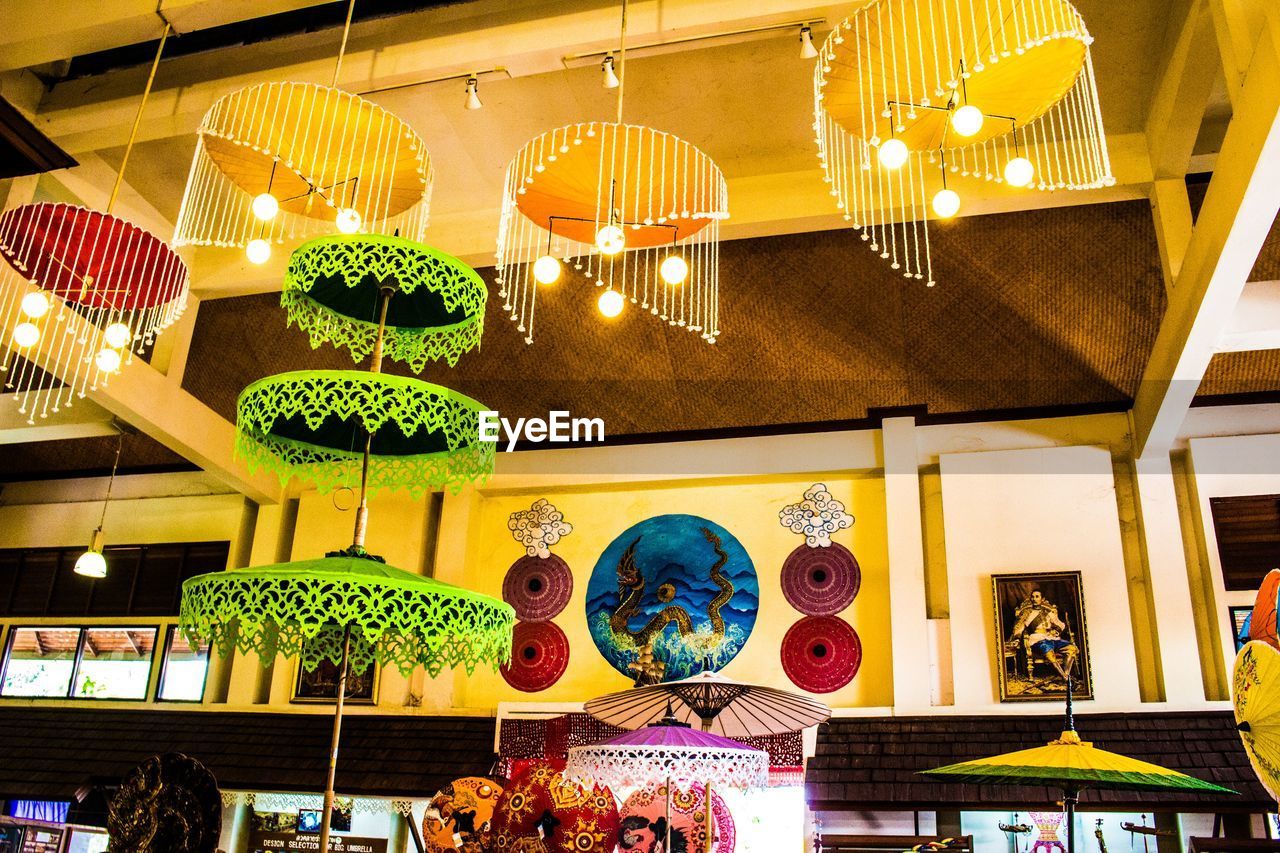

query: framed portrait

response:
[291,632,378,705]
[992,571,1093,703]
[1231,606,1253,652]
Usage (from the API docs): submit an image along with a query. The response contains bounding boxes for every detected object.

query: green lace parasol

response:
[281,234,487,370]
[235,370,494,496]
[178,553,514,677]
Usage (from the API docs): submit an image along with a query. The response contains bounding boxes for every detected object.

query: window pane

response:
[131,546,186,615]
[9,552,58,615]
[1,627,80,697]
[85,547,141,616]
[158,628,209,702]
[72,628,156,699]
[48,550,93,616]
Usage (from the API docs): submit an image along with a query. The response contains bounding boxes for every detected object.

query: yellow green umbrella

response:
[921,680,1234,853]
[1233,639,1280,801]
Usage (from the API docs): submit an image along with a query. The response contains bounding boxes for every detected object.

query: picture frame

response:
[992,571,1093,703]
[1231,605,1253,652]
[290,633,379,705]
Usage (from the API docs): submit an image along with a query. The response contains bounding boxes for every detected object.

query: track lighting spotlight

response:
[800,26,819,59]
[602,54,620,89]
[465,76,482,110]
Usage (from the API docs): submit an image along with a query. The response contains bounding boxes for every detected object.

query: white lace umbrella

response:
[564,716,768,853]
[584,670,831,736]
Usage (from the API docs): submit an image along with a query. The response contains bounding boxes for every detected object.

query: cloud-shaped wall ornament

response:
[508,498,573,558]
[779,483,854,548]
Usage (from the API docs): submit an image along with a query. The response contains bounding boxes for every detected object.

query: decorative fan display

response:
[281,234,486,370]
[422,776,504,853]
[814,0,1113,284]
[106,752,222,853]
[501,620,571,692]
[619,782,736,853]
[174,82,432,263]
[504,554,574,621]
[779,543,861,616]
[780,615,862,694]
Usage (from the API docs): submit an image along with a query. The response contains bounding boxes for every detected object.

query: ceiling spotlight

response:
[595,224,625,255]
[465,76,483,110]
[1004,156,1035,187]
[103,322,132,349]
[251,192,279,221]
[877,138,909,170]
[533,255,561,285]
[20,292,49,319]
[12,322,39,348]
[932,188,961,219]
[800,26,819,60]
[335,208,362,234]
[659,255,688,285]
[951,104,985,137]
[602,54,621,89]
[598,288,625,318]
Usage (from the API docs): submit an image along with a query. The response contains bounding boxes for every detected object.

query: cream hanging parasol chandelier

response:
[172,0,432,265]
[813,0,1114,285]
[0,25,189,424]
[495,0,728,344]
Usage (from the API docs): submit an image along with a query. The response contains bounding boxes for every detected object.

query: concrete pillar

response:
[387,811,409,853]
[882,418,932,711]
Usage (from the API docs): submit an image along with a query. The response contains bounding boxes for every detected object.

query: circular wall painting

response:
[585,514,758,682]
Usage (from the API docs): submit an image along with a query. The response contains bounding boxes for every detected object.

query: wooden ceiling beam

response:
[1132,3,1280,458]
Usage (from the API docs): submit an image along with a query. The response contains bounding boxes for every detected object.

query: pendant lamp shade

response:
[174,82,433,253]
[496,121,728,344]
[814,0,1113,285]
[235,370,494,497]
[0,203,189,421]
[282,234,486,370]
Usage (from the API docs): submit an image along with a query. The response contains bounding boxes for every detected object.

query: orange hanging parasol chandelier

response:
[0,24,190,423]
[814,0,1114,285]
[172,0,432,266]
[495,0,728,344]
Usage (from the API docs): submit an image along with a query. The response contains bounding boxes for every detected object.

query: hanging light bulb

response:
[533,255,561,284]
[877,138,909,170]
[465,76,483,110]
[595,224,625,255]
[932,188,961,219]
[598,288,624,318]
[799,26,819,60]
[95,348,122,373]
[950,104,985,137]
[12,322,39,348]
[660,255,688,285]
[1004,156,1035,187]
[246,238,272,265]
[20,291,49,319]
[251,192,279,221]
[74,529,108,579]
[103,322,132,349]
[335,208,362,234]
[602,55,620,89]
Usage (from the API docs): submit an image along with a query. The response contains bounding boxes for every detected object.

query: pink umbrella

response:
[564,711,767,853]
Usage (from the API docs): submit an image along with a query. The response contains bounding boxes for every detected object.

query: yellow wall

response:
[456,474,893,710]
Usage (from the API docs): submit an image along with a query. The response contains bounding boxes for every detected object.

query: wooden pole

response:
[318,624,353,852]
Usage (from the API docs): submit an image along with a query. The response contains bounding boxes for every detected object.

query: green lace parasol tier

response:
[282,234,487,371]
[178,555,515,676]
[235,369,494,496]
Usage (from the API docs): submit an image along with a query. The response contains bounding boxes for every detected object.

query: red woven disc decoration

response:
[503,554,574,621]
[0,203,188,310]
[501,621,570,692]
[780,616,861,694]
[779,542,861,616]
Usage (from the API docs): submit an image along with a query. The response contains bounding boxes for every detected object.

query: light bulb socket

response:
[88,527,105,553]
